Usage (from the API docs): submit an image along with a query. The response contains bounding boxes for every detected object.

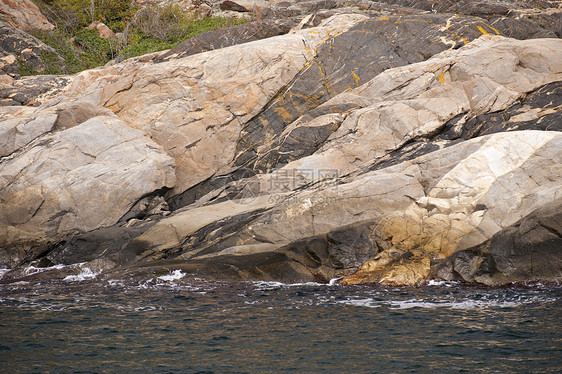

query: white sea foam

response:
[328,277,344,286]
[63,267,99,282]
[107,279,126,287]
[252,280,338,290]
[337,298,381,308]
[0,268,10,279]
[157,270,186,282]
[427,280,457,287]
[252,281,285,290]
[24,264,66,276]
[335,296,551,310]
[135,306,157,312]
[387,298,526,310]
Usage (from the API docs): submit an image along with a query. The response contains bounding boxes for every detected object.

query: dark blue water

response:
[1,268,561,373]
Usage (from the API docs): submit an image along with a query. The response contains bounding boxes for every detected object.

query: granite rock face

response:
[1,2,561,286]
[0,0,54,32]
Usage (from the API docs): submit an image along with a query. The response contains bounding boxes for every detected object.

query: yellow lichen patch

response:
[273,106,293,123]
[477,25,489,35]
[489,25,500,35]
[289,91,321,108]
[450,31,470,45]
[438,73,446,84]
[351,70,360,86]
[378,17,389,20]
[394,20,402,24]
[323,80,332,95]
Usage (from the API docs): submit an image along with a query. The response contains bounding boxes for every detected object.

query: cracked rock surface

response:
[1,2,561,286]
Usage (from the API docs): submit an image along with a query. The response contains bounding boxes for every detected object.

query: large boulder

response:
[0,115,175,266]
[62,14,368,195]
[117,130,560,284]
[0,0,54,32]
[0,14,367,268]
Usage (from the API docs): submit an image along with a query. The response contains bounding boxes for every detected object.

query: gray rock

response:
[0,74,71,106]
[0,115,176,266]
[432,198,562,285]
[154,19,296,63]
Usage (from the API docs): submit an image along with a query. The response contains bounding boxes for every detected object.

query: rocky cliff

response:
[1,0,561,286]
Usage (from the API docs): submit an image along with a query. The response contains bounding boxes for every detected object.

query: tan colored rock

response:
[88,35,561,284]
[1,7,561,284]
[0,0,54,31]
[60,14,367,194]
[0,72,13,86]
[341,131,562,285]
[86,21,118,40]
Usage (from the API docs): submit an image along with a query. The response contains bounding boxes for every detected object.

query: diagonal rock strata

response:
[0,5,561,285]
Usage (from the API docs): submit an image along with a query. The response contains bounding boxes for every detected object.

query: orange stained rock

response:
[273,106,293,123]
[351,70,360,86]
[340,249,431,286]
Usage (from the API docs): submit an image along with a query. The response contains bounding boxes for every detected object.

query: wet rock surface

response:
[432,198,562,285]
[1,1,561,286]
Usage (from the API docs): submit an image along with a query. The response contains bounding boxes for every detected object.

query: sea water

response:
[0,269,560,373]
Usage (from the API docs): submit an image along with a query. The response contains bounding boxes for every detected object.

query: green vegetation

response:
[25,0,249,75]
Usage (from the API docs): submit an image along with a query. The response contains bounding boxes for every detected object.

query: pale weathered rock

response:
[341,131,562,285]
[252,36,562,181]
[0,0,54,32]
[0,115,175,264]
[0,105,57,157]
[234,15,531,172]
[127,131,561,284]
